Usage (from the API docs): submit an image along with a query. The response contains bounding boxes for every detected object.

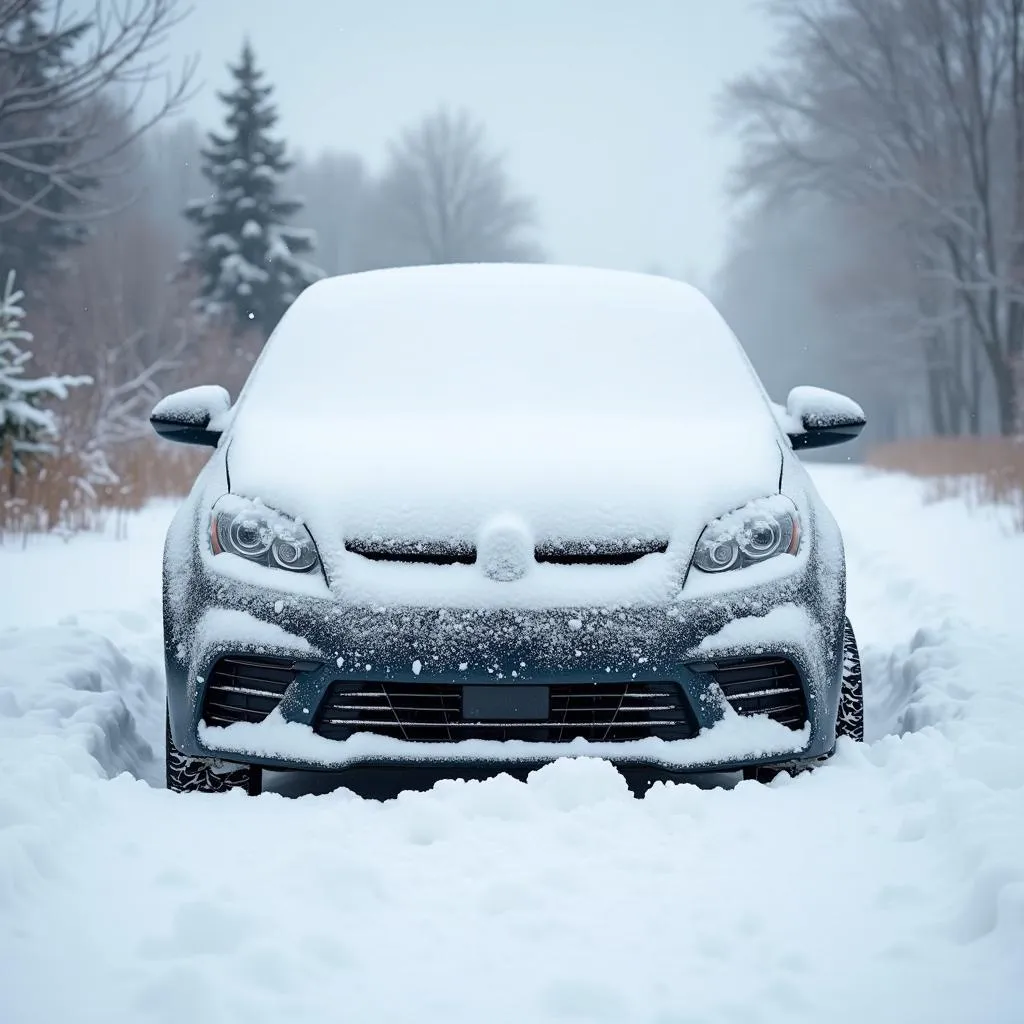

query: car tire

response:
[742,617,864,783]
[836,617,865,742]
[165,706,262,795]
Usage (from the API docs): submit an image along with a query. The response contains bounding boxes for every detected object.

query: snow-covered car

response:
[153,264,866,794]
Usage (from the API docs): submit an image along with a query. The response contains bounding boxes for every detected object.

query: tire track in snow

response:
[0,611,165,788]
[814,465,1024,743]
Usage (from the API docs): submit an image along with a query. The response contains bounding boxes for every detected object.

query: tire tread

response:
[165,708,261,794]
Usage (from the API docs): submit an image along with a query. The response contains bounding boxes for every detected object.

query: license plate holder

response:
[462,685,549,721]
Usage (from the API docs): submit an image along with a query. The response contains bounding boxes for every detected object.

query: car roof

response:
[235,263,773,422]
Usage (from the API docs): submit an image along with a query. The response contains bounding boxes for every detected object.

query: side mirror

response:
[150,385,232,448]
[781,386,866,450]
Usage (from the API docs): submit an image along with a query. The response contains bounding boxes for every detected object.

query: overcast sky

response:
[162,0,776,282]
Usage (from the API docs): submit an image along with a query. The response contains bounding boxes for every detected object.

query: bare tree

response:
[717,196,930,441]
[28,166,199,477]
[721,0,1024,435]
[367,107,542,268]
[0,0,196,272]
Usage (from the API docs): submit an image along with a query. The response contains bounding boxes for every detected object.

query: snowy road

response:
[1,467,1022,1023]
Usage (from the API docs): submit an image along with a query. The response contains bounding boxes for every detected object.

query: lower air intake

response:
[201,655,299,727]
[712,657,808,730]
[313,681,698,743]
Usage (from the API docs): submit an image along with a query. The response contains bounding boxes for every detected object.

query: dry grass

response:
[0,441,208,543]
[867,438,1024,530]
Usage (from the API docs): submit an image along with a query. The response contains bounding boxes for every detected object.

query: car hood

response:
[225,412,783,551]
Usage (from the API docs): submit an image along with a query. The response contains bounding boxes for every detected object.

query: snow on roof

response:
[234,264,774,420]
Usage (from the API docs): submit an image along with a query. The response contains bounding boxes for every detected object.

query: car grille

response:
[533,540,668,565]
[344,539,475,565]
[344,539,667,566]
[201,655,299,727]
[313,681,698,743]
[711,657,808,730]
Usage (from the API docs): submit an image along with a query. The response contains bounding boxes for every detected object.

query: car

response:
[152,264,866,795]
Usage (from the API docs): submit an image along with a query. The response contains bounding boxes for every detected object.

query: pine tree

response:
[0,271,90,490]
[0,0,96,282]
[184,41,322,336]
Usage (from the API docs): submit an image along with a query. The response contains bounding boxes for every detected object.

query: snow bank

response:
[0,626,157,786]
[0,516,171,790]
[0,619,164,919]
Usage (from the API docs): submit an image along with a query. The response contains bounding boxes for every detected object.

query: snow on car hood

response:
[227,411,782,554]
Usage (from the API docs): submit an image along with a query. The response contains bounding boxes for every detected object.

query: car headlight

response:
[692,497,800,573]
[210,498,320,573]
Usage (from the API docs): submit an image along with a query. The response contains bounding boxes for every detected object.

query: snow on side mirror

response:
[781,386,866,450]
[150,385,232,448]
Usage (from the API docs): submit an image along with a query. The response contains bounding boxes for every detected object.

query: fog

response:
[156,0,776,282]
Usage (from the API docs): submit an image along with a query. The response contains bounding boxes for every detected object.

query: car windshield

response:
[232,265,773,424]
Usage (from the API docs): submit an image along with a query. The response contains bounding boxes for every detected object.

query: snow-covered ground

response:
[1,467,1022,1023]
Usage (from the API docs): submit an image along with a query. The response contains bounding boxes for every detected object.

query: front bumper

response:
[165,540,846,775]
